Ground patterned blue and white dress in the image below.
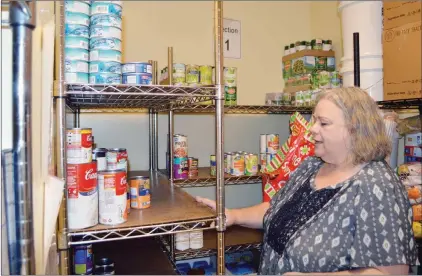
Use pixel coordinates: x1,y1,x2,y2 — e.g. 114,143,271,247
259,156,418,274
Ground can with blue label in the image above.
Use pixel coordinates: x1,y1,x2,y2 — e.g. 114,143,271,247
65,36,89,50
89,37,122,51
90,49,121,63
89,61,121,74
91,2,122,17
73,244,93,275
90,14,122,28
65,72,89,84
65,11,90,27
65,1,90,15
65,48,89,62
91,1,123,7
122,62,152,74
66,60,89,73
65,24,89,38
122,73,153,85
90,25,122,40
90,73,121,84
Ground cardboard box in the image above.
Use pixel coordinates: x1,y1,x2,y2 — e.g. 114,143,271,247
383,20,422,100
383,1,422,30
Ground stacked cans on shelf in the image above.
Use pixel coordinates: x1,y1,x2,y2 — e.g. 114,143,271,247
122,62,153,84
168,134,199,180
64,1,91,84
73,244,116,275
175,230,204,251
223,152,259,176
260,134,280,170
89,1,123,84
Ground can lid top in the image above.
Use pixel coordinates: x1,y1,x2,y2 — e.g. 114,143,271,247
129,176,149,180
108,148,127,151
96,258,114,267
93,148,108,152
98,169,125,173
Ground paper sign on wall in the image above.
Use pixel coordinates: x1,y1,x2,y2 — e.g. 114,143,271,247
223,18,241,59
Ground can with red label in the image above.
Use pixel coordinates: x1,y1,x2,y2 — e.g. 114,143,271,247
67,128,93,164
188,157,198,177
67,162,98,230
173,134,188,158
266,134,279,154
98,170,128,225
106,148,128,172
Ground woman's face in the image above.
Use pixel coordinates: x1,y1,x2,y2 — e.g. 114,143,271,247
310,99,352,165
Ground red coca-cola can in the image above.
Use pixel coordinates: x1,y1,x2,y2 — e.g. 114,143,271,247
67,162,98,229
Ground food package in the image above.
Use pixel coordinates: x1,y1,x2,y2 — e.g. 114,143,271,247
413,221,422,238
262,112,314,202
407,185,422,206
413,204,421,221
397,115,421,136
397,162,422,186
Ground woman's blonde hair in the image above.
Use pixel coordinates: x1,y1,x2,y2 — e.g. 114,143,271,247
316,87,391,165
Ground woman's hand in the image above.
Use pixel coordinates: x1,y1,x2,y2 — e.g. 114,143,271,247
195,196,236,227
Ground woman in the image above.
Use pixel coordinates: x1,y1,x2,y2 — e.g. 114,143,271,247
196,87,417,275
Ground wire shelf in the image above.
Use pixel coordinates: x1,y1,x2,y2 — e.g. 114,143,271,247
173,243,262,261
65,83,217,111
170,104,314,114
378,98,422,109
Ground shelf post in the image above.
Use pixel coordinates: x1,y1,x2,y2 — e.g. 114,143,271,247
9,1,36,274
54,2,70,274
149,108,154,171
214,1,225,275
168,109,174,181
153,111,159,171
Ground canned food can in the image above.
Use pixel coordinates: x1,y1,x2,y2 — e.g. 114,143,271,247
89,37,122,51
173,63,186,85
266,134,279,154
224,86,237,106
260,134,267,153
122,62,152,74
173,134,188,158
65,36,89,50
90,25,122,40
210,155,216,176
93,148,108,171
95,267,115,275
89,73,121,84
90,14,122,28
174,157,188,180
245,154,259,176
65,47,89,61
231,153,245,176
186,64,200,86
91,2,122,17
188,157,199,177
67,162,98,230
224,67,237,87
67,128,93,164
95,258,115,269
65,1,90,14
295,91,303,106
65,11,90,26
92,0,123,7
199,65,213,85
73,244,94,275
65,24,89,38
98,170,128,225
106,148,128,171
226,152,232,174
90,49,122,63
65,60,89,73
224,153,228,173
89,61,122,74
129,176,151,209
266,153,275,165
122,73,152,85
260,153,267,170
65,72,89,84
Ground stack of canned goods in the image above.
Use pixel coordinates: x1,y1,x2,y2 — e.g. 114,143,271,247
72,244,116,275
260,134,280,170
66,128,99,230
64,1,91,84
122,62,153,84
89,1,123,84
160,64,213,87
224,67,237,106
173,134,189,179
222,152,259,177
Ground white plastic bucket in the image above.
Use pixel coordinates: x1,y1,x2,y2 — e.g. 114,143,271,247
338,1,383,58
340,54,384,101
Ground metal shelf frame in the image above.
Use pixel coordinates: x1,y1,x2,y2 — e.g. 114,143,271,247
53,1,227,275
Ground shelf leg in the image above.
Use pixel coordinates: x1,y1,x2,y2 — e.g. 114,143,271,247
168,109,174,182
9,1,37,274
153,111,159,171
55,2,70,274
149,108,154,171
214,0,225,275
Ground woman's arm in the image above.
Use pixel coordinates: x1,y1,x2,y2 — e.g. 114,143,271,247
195,197,270,229
284,265,409,275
